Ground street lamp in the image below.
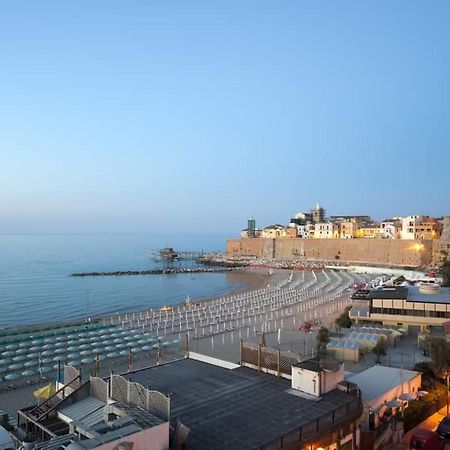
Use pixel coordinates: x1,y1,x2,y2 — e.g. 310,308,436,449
446,371,449,416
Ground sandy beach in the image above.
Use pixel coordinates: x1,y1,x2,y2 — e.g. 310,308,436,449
0,267,367,420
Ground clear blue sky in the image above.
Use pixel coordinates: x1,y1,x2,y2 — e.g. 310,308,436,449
1,1,449,234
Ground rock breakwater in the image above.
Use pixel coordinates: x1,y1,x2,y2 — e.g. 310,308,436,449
71,267,236,277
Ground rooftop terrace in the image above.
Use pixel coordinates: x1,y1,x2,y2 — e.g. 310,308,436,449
128,358,361,450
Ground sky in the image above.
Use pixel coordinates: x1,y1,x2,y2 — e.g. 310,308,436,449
1,1,449,235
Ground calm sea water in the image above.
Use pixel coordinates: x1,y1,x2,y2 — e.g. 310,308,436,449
0,233,249,329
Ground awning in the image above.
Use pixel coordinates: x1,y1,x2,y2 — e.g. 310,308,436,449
386,399,403,408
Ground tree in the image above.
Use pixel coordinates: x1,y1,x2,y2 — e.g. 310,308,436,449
428,337,450,378
316,326,330,351
0,413,13,432
335,306,352,329
441,260,450,287
372,336,386,362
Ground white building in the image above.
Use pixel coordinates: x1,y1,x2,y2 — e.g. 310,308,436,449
401,215,422,240
313,221,338,239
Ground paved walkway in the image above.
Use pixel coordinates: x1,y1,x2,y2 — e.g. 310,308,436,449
393,405,450,449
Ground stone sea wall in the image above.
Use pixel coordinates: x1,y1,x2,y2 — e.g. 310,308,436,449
226,237,436,268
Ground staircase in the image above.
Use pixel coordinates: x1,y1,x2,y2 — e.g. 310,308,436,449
27,376,81,422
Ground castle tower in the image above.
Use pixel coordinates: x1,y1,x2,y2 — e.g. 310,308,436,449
434,216,450,266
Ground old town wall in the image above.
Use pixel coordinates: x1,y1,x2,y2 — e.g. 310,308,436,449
226,238,435,267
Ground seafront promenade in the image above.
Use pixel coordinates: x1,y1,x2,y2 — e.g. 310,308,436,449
0,267,372,420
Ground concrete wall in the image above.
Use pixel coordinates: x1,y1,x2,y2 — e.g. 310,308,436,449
94,423,169,450
227,238,435,267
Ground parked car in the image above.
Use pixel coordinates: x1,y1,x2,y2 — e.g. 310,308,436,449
410,429,444,450
436,415,450,440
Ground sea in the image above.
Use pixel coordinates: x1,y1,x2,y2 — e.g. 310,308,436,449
0,233,252,330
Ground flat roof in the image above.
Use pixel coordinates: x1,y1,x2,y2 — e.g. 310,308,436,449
368,285,450,304
127,358,359,450
406,285,450,304
346,366,420,404
369,287,408,300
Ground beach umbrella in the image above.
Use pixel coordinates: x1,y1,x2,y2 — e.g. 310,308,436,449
66,340,78,346
41,350,54,356
40,366,53,374
67,346,78,352
31,339,43,345
104,346,116,352
91,347,104,354
5,344,18,350
118,350,129,356
33,383,56,400
152,344,159,349
142,345,153,351
29,346,41,352
80,350,93,356
161,342,171,347
54,341,66,348
16,348,28,355
1,351,15,357
53,356,67,362
112,338,122,344
12,355,27,362
9,363,24,370
22,370,36,377
24,361,37,368
79,344,91,350
115,343,127,349
40,358,53,364
131,347,143,353
67,353,79,359
80,358,95,364
0,367,7,374
4,373,20,381
54,348,66,354
172,339,180,344
106,352,118,358
27,353,40,359
18,342,30,348
67,361,80,367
